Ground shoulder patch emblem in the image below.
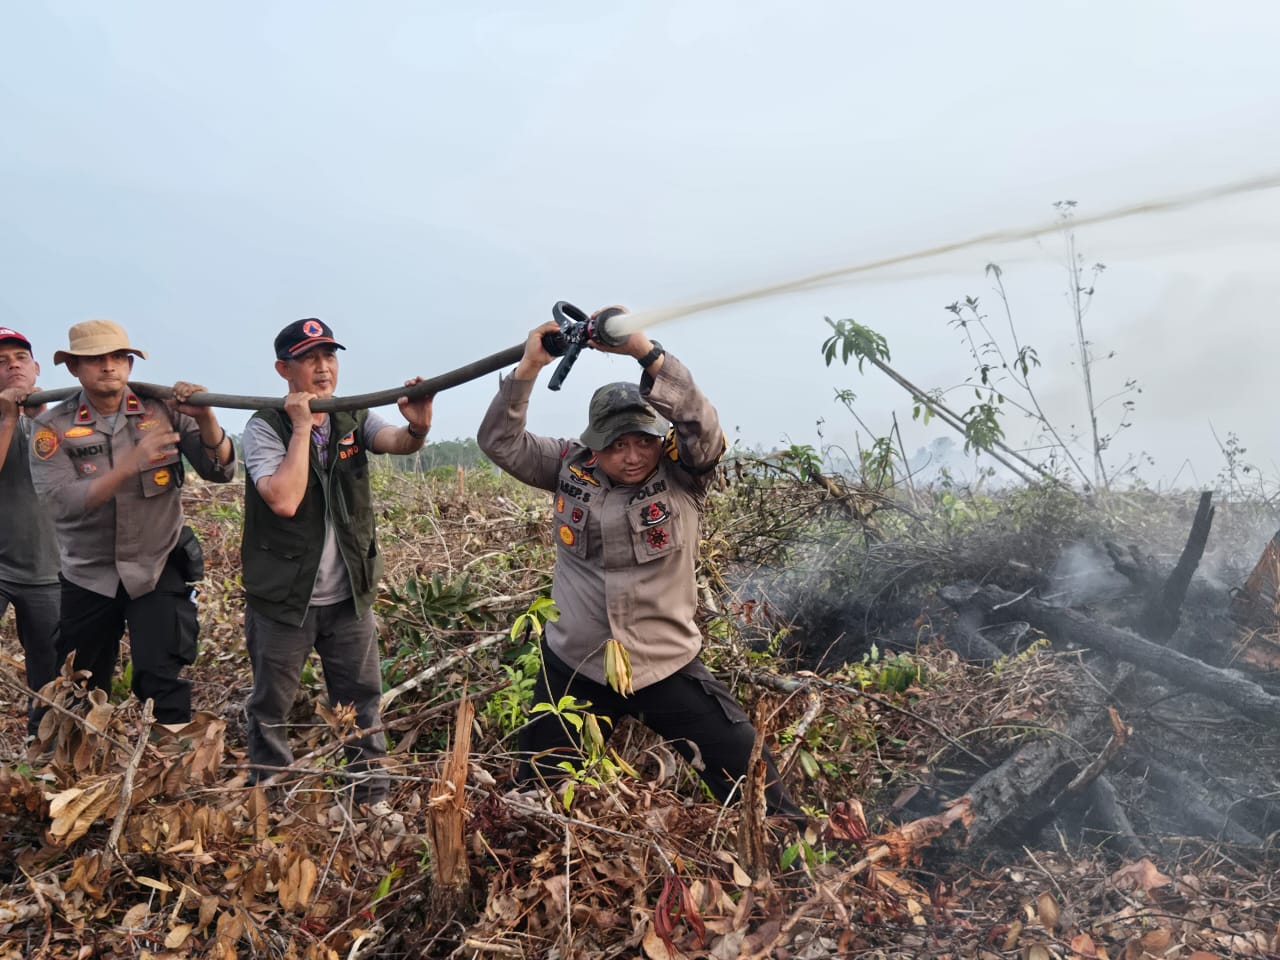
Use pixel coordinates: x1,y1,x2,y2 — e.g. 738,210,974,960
124,393,142,413
664,430,679,462
558,524,576,546
75,404,93,424
64,426,94,438
32,427,59,460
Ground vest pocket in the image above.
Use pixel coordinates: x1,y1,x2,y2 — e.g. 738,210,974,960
628,498,681,563
248,542,303,602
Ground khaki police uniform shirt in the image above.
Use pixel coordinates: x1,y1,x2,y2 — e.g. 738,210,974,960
478,353,725,690
29,390,237,599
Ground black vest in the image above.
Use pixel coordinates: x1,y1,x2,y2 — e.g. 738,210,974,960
241,408,382,625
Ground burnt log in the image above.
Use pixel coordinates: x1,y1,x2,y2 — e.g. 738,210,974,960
1125,752,1263,846
949,610,1010,663
955,665,1134,849
1080,776,1147,858
1105,490,1215,643
940,583,1280,727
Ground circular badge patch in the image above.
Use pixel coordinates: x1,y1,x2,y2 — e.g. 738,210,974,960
153,469,171,487
558,524,576,546
32,428,59,460
302,319,324,337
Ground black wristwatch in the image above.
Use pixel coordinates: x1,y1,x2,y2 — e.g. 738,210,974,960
637,340,665,369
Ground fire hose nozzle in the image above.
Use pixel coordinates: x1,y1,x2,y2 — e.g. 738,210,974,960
543,301,630,391
587,306,629,348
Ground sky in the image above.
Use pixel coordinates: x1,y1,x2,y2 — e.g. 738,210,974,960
4,1,1280,490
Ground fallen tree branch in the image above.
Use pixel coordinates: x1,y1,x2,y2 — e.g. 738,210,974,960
940,583,1280,726
380,633,507,712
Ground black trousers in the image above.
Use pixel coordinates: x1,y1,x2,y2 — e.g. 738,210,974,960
0,579,60,736
520,642,803,819
55,558,199,724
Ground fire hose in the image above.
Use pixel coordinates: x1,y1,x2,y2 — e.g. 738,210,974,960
21,302,625,412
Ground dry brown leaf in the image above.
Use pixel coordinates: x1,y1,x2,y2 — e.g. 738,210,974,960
295,857,317,910
1139,928,1173,951
1185,953,1219,960
1111,858,1172,893
1024,945,1052,960
165,923,193,949
641,925,683,959
1068,932,1097,957
198,896,218,932
1036,892,1060,931
120,902,149,929
1003,919,1024,951
713,851,752,888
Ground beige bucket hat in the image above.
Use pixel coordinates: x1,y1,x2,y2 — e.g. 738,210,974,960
53,320,148,365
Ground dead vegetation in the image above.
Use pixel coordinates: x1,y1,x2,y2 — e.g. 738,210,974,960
1,462,1279,959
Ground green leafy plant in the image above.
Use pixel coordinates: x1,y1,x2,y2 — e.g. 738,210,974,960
780,836,836,873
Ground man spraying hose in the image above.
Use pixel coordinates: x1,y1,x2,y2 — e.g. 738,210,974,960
479,307,804,822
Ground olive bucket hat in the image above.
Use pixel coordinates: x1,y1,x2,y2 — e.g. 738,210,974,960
579,381,670,450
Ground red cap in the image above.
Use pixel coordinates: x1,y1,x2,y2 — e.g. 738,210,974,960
0,327,32,351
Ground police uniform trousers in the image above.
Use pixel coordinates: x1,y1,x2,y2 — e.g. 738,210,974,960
55,555,198,724
243,600,388,807
0,579,61,736
521,641,804,820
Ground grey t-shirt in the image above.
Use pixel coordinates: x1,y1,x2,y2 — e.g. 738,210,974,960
242,411,391,607
0,415,60,585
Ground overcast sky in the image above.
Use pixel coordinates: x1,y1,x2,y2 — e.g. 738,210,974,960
5,2,1280,489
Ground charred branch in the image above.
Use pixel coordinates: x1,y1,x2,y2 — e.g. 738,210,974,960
940,583,1280,727
1105,491,1215,642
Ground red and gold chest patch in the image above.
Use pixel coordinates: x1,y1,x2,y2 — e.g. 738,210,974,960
640,501,669,526
64,426,93,438
558,524,576,546
32,427,59,460
137,418,161,431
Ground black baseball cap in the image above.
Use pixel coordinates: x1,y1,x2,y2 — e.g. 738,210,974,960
274,318,347,360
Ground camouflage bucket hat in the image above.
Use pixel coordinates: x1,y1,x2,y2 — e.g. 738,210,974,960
580,382,670,450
